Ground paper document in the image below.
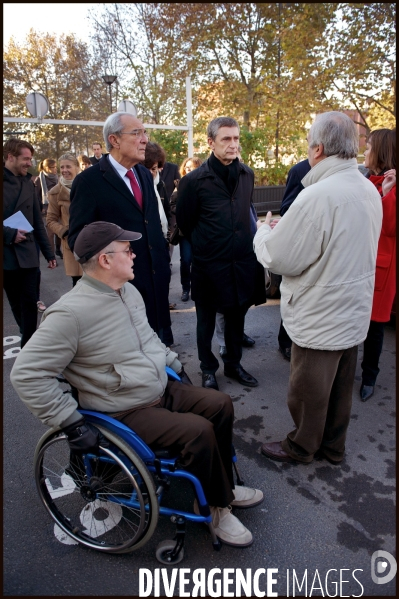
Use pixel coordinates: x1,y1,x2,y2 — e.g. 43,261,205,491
3,211,33,232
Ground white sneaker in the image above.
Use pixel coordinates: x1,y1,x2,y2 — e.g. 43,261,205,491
193,500,253,547
230,486,264,508
210,506,253,547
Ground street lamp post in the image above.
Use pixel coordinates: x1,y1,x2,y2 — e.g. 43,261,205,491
102,75,118,113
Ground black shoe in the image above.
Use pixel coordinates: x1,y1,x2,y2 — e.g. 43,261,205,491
202,373,219,390
219,345,227,357
279,346,291,361
224,365,258,387
181,291,189,302
55,249,63,259
242,333,255,347
360,384,374,402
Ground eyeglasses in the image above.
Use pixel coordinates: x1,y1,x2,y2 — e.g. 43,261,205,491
104,247,134,256
120,129,148,139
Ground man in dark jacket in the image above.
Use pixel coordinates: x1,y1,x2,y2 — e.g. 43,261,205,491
277,159,311,360
68,113,171,343
3,138,56,347
176,117,262,390
89,142,106,165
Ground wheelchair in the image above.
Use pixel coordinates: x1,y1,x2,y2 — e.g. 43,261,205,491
33,367,244,564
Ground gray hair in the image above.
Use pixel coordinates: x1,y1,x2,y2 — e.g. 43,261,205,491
207,117,240,141
308,111,359,159
103,112,133,152
59,153,79,167
74,241,115,272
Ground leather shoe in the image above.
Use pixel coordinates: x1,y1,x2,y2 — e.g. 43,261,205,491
261,441,298,463
279,346,291,361
360,383,374,402
224,365,258,387
219,345,227,357
181,291,189,302
242,333,255,347
314,449,343,465
202,373,219,390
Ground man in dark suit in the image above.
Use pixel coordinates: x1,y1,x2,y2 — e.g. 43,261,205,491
89,142,106,166
159,161,180,200
68,113,171,342
3,138,56,347
177,117,264,390
277,159,311,360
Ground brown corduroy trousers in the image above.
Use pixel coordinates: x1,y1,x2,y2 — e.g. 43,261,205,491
281,343,358,463
119,381,235,507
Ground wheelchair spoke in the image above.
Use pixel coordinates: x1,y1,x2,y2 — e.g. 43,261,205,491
35,429,159,553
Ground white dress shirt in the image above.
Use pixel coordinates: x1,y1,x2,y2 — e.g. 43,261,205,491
108,153,142,196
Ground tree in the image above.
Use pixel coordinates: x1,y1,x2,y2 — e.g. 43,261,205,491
327,3,396,132
157,3,337,172
86,3,396,174
3,30,108,165
88,3,190,126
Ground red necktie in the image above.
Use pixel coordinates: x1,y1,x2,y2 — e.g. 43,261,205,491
126,169,143,210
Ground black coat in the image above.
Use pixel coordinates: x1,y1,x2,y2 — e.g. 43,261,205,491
68,156,171,333
160,162,180,200
280,159,311,216
3,166,54,270
176,158,265,308
89,153,108,166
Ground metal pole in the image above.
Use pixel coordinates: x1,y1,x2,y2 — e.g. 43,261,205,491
109,85,112,114
185,76,194,157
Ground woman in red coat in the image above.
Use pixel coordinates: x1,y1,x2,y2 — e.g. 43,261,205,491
360,128,396,401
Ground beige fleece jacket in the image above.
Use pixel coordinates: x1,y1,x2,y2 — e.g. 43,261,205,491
11,274,181,428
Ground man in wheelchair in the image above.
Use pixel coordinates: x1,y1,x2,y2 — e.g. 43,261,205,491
11,221,263,548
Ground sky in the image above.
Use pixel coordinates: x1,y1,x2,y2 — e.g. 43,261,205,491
4,3,94,45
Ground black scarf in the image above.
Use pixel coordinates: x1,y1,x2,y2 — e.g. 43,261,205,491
209,152,240,195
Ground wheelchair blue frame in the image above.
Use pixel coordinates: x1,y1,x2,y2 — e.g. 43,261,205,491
80,369,213,525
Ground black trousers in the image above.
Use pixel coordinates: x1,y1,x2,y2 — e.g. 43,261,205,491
361,320,386,386
120,381,235,507
3,267,38,347
278,319,292,350
195,300,251,373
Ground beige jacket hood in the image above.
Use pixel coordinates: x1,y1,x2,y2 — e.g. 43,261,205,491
254,156,382,350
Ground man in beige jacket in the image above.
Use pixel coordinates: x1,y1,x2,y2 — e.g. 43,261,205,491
11,221,263,547
254,112,382,465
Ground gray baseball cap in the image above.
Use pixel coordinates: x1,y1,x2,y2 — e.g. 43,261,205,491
74,221,142,264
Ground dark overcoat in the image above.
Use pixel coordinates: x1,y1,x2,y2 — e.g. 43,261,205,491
68,156,171,333
160,162,180,200
176,158,265,308
3,166,54,270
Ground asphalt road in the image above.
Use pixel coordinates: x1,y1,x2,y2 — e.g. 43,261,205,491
3,248,396,596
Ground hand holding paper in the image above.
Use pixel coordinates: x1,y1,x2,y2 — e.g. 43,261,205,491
3,211,33,233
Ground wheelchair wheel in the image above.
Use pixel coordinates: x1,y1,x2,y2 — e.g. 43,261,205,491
34,425,159,553
155,539,185,565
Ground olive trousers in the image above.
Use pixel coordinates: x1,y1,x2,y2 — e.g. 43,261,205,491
281,343,358,463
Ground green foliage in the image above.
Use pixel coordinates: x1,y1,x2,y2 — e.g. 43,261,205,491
253,163,291,187
149,129,188,166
